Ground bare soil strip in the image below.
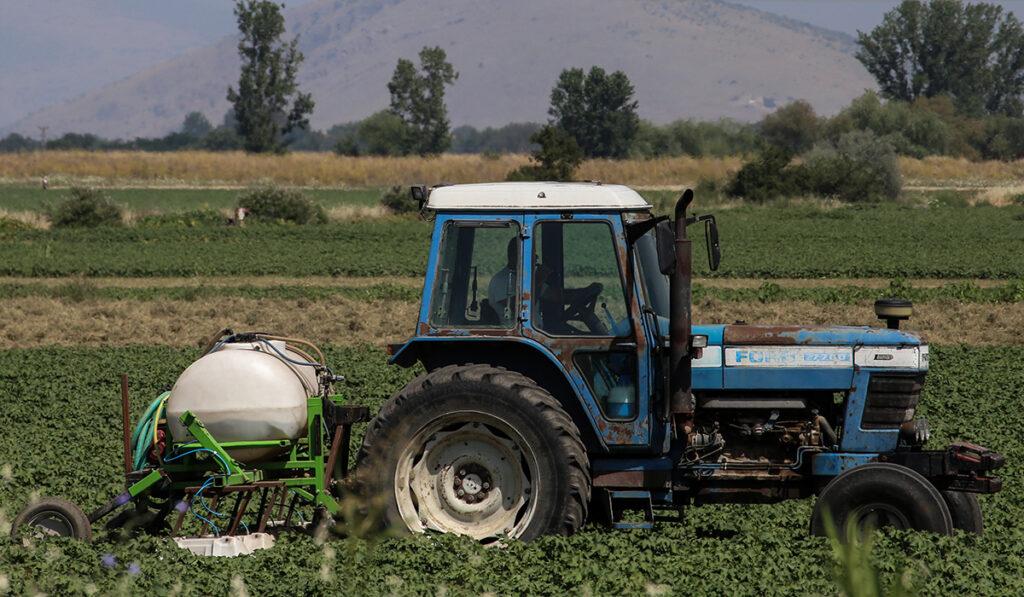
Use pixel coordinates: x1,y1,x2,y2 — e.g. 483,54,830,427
2,296,1019,349
0,276,424,288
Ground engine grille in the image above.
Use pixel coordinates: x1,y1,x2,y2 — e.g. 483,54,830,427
862,373,925,429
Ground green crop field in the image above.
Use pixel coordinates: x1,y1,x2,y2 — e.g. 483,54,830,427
0,187,382,214
3,204,1024,279
0,345,1021,596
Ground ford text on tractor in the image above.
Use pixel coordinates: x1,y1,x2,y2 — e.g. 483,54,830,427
358,182,1004,543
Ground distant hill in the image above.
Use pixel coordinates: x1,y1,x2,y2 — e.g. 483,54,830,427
5,0,877,139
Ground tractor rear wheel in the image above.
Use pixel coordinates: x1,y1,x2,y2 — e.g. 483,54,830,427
12,497,92,542
357,364,590,544
810,463,953,541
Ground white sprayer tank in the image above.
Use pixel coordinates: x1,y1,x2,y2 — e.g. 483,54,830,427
165,341,318,462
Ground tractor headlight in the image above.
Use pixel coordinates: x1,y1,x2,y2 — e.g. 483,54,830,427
854,346,926,369
900,418,930,447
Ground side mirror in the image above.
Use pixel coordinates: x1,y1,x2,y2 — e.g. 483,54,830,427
705,217,721,271
410,185,428,209
655,220,676,275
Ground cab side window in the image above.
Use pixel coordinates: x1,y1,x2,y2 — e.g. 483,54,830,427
430,221,520,328
531,221,630,336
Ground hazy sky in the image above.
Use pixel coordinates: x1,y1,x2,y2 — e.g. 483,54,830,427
3,0,1024,129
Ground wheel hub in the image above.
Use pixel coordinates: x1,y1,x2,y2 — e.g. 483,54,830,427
455,465,491,503
395,416,537,542
851,502,912,531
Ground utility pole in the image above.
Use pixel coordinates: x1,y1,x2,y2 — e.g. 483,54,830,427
37,126,48,149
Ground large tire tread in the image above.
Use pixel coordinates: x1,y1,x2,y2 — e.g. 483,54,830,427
357,364,591,538
12,497,92,542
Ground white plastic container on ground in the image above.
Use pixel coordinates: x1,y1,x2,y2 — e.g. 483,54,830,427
173,533,276,556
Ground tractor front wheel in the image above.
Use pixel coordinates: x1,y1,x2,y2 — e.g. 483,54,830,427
357,364,590,544
942,490,984,535
11,497,92,542
810,463,953,541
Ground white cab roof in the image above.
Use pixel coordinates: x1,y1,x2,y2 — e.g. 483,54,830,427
425,182,651,211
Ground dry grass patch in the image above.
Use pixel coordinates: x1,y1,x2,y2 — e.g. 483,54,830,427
2,151,743,188
899,155,1024,186
2,294,1021,348
696,278,1014,289
0,275,424,288
694,297,1024,345
0,209,49,229
0,296,420,349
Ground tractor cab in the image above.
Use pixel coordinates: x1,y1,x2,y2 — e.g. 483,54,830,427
392,182,677,450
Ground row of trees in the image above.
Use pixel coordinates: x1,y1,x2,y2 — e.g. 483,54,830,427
5,0,1024,168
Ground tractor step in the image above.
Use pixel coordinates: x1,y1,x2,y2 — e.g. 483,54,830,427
603,490,655,529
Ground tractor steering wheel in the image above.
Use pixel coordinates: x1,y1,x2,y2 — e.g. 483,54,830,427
562,283,603,328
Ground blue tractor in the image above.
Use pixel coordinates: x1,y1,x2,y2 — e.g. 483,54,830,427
357,182,1003,543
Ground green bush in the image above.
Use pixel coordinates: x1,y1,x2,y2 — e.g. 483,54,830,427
237,186,326,224
802,131,902,202
506,125,582,182
380,185,418,214
0,216,34,232
760,99,822,154
724,145,803,202
49,187,124,228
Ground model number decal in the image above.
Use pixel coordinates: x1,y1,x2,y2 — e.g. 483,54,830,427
725,346,852,368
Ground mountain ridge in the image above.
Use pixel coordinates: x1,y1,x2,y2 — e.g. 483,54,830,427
4,0,877,139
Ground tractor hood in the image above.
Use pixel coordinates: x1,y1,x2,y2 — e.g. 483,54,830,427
688,323,928,391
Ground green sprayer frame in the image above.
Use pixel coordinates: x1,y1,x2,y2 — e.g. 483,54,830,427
89,387,369,537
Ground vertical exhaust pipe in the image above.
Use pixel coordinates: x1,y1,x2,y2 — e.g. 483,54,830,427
670,190,694,435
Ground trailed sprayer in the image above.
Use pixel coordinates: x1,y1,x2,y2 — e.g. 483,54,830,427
12,331,368,555
12,182,1005,550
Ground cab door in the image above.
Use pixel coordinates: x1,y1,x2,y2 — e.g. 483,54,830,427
521,213,653,449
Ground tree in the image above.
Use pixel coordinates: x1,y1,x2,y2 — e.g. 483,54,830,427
181,112,213,138
759,99,821,154
506,125,583,181
388,46,459,155
548,66,639,159
359,110,414,156
226,0,314,153
856,0,1024,116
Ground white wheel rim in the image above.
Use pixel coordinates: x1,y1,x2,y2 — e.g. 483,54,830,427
851,502,911,531
26,510,75,537
395,412,538,544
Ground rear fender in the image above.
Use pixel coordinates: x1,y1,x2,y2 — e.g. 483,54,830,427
388,337,608,452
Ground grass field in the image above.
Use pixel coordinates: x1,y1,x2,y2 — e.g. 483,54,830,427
3,203,1023,279
0,187,382,213
1,157,1023,594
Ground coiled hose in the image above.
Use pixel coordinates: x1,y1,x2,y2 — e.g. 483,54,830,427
131,392,169,471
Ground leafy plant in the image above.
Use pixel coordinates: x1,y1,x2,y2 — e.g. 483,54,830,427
48,187,124,228
379,185,418,214
237,186,326,224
